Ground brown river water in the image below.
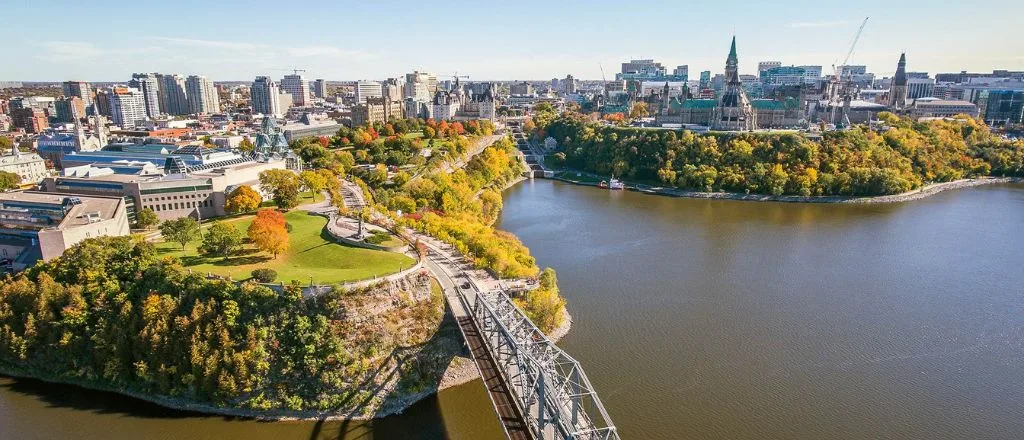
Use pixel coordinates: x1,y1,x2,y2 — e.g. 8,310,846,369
2,179,1023,439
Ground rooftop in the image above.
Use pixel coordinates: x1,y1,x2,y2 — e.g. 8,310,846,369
0,191,122,230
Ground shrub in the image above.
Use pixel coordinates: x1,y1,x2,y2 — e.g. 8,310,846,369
364,230,391,245
251,268,277,283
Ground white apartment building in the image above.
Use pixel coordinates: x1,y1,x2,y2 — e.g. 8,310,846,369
355,81,383,103
281,74,310,106
109,88,147,129
185,75,220,114
251,76,281,117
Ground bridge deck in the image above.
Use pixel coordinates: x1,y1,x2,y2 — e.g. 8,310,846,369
422,246,532,440
457,315,532,440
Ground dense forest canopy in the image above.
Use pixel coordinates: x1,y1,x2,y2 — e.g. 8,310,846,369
543,112,1024,196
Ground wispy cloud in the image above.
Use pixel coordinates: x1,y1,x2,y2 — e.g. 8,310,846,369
285,46,376,60
786,20,851,29
146,37,263,51
37,41,104,60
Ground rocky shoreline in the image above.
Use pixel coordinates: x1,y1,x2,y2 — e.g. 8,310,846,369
550,172,1023,204
0,309,574,423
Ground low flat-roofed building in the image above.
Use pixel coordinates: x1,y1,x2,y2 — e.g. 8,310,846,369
907,99,979,119
41,158,287,221
282,119,341,142
0,191,130,271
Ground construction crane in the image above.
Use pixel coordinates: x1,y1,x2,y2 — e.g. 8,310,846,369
599,63,609,101
829,17,869,128
267,67,308,75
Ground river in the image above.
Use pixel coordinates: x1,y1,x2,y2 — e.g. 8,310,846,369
3,179,1023,439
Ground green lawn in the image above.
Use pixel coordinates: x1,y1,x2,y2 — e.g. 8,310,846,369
555,171,605,184
402,131,424,140
158,210,414,284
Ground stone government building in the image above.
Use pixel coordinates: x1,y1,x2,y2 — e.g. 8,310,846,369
648,37,805,130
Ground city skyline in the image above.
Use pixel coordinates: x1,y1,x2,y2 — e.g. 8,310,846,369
3,0,1023,82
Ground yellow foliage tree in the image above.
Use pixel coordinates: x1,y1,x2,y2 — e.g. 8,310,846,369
224,185,262,214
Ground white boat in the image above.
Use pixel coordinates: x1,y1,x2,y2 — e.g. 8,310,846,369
608,178,625,190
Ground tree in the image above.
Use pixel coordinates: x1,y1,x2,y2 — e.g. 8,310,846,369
517,268,565,333
299,170,328,198
0,171,21,191
629,102,649,119
0,136,12,151
247,209,289,258
135,208,159,230
160,217,200,250
224,185,262,214
238,137,255,153
251,268,277,283
259,169,301,210
199,222,243,259
391,171,411,187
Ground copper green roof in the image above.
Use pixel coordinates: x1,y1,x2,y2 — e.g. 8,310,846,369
682,99,717,109
751,98,800,110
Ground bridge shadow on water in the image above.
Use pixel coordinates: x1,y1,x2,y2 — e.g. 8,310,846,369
306,301,471,440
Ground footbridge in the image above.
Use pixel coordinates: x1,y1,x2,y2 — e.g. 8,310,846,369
419,237,620,440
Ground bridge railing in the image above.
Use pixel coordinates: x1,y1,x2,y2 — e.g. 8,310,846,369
460,287,620,440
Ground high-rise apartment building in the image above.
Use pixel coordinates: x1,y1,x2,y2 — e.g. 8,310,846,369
129,73,162,117
563,74,577,94
109,88,147,128
61,81,93,108
281,74,310,106
251,76,281,117
313,79,327,99
12,108,48,133
157,74,189,115
185,75,220,114
55,96,86,123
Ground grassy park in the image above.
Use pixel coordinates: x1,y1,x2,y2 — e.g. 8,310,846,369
157,210,415,284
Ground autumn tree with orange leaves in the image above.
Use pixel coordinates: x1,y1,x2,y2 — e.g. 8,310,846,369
247,209,289,259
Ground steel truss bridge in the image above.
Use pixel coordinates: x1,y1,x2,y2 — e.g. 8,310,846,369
452,286,621,440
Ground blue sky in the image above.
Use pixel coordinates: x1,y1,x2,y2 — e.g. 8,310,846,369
3,0,1023,82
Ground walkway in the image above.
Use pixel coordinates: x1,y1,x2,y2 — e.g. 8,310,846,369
411,229,619,440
